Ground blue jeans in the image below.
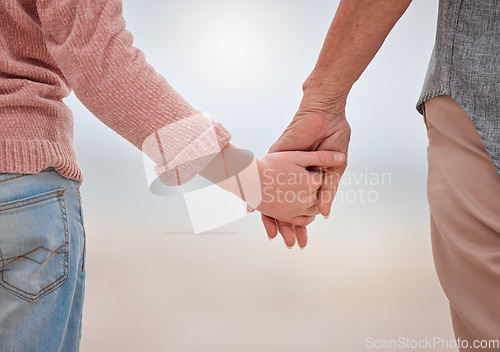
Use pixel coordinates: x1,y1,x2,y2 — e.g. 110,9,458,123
0,168,86,352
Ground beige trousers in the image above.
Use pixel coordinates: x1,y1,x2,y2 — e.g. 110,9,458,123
425,95,500,351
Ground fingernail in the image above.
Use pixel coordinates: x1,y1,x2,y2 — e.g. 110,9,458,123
268,236,274,241
299,246,305,250
286,245,293,250
334,153,345,163
323,214,330,220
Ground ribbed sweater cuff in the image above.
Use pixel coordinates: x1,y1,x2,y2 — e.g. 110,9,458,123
142,113,232,186
0,139,83,182
157,122,232,186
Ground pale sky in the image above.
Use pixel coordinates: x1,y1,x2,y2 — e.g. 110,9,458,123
69,0,437,237
73,2,457,351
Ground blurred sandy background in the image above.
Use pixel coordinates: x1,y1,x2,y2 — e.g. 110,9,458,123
69,0,458,351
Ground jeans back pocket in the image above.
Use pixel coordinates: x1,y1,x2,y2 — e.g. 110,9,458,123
0,188,69,302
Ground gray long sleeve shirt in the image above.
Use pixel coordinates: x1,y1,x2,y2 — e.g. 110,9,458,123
417,0,500,173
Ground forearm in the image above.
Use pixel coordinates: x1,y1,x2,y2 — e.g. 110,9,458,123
303,0,412,108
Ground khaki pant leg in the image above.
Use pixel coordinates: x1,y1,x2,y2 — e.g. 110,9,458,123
425,95,500,351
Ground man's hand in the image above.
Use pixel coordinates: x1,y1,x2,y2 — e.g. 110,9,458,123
199,143,345,249
261,0,411,248
262,100,350,248
269,103,350,217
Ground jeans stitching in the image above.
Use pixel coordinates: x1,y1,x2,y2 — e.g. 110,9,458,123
0,192,64,213
0,169,53,184
76,188,86,273
0,189,70,300
0,243,67,265
0,248,69,298
59,186,70,295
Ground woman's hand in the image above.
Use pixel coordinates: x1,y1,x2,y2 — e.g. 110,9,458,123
255,150,345,233
261,99,351,249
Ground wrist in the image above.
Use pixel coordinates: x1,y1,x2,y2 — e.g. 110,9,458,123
204,149,263,210
300,75,350,121
297,94,347,123
254,157,276,212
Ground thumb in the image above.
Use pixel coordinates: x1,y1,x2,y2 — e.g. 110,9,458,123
293,150,345,169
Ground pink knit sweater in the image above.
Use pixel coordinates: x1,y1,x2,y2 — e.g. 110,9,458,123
0,0,231,183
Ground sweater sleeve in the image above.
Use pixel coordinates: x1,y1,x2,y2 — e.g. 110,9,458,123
35,0,231,185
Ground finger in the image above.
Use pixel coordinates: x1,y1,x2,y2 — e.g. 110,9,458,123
290,215,316,227
301,168,324,190
295,226,308,249
317,172,340,218
261,214,278,239
293,151,345,169
302,204,320,216
277,221,296,248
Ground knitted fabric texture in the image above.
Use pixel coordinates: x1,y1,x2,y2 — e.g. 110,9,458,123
0,0,231,183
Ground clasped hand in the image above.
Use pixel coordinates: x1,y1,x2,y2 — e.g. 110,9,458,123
258,100,351,249
255,150,345,227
